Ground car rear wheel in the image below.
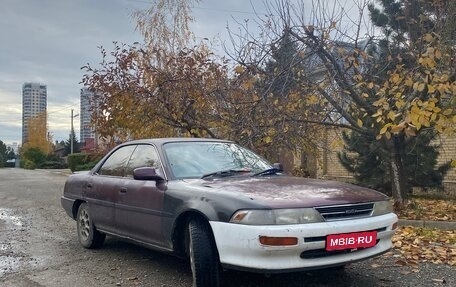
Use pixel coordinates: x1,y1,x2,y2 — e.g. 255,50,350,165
188,218,220,287
77,203,105,249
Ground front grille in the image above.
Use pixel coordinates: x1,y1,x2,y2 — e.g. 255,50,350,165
315,203,374,221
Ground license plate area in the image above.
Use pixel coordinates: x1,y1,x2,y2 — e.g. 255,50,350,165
326,231,377,251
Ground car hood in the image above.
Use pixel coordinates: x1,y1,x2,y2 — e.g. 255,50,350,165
184,175,387,208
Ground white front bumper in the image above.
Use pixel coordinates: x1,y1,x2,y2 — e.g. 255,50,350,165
209,213,397,272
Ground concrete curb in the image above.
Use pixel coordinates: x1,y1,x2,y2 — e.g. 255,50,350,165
398,219,456,231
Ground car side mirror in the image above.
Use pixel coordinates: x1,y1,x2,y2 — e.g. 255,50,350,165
133,167,165,181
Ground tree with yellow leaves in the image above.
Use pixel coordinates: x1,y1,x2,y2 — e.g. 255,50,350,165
228,0,455,207
20,112,53,168
82,0,230,145
82,44,229,142
22,112,53,155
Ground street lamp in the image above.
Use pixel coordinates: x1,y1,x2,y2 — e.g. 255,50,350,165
71,109,79,154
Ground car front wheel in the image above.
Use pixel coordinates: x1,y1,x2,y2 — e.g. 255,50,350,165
188,218,220,287
77,203,105,249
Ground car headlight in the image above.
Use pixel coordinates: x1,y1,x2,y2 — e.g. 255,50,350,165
230,208,324,225
372,200,393,216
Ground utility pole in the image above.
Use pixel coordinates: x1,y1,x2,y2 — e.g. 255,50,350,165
71,109,74,154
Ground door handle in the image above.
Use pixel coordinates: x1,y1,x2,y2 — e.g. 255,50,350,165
120,187,127,193
87,183,93,188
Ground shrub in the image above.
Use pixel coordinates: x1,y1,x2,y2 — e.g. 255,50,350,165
22,147,46,167
67,153,89,172
24,159,37,170
40,161,68,169
88,153,104,163
74,161,98,172
338,131,451,194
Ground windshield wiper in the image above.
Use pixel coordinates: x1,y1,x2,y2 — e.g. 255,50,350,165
252,167,281,177
201,169,251,179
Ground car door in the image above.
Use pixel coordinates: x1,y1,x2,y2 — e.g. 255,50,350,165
115,144,166,246
87,145,136,234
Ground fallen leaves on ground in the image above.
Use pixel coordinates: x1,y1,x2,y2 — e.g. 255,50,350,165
398,198,456,221
392,226,456,266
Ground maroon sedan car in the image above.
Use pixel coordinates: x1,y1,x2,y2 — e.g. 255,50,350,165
61,138,397,287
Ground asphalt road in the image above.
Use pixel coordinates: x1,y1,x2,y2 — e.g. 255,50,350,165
0,168,454,287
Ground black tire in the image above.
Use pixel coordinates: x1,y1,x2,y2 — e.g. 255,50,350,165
188,218,220,287
76,203,105,249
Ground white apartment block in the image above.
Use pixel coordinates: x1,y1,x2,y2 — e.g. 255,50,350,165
22,82,47,144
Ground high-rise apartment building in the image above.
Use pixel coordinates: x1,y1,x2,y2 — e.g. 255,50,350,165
22,82,47,144
80,88,97,146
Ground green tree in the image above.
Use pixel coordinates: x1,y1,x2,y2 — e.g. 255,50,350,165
250,30,325,164
364,0,455,203
64,130,80,156
369,0,456,56
0,140,5,168
0,140,13,167
22,147,46,169
262,31,301,98
339,130,451,193
6,147,15,160
0,141,16,168
332,0,455,196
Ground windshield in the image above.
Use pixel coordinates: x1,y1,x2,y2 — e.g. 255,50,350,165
163,141,272,179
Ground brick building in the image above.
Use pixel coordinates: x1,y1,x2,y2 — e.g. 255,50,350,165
301,128,456,193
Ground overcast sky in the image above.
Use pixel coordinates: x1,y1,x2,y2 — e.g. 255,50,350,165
0,0,266,145
0,0,364,146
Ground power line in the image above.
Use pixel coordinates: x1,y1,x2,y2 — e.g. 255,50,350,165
0,102,79,123
47,102,79,115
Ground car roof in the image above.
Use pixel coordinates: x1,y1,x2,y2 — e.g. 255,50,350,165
120,137,233,146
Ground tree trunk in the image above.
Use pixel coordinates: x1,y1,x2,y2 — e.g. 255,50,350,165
389,136,408,211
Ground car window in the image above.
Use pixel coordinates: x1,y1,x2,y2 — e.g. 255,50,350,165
98,145,136,177
163,142,271,179
125,144,161,178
